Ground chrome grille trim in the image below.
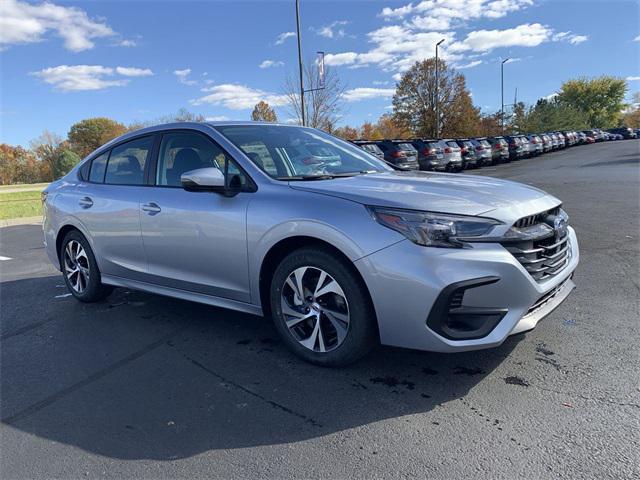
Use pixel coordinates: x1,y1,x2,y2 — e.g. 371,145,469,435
513,206,561,228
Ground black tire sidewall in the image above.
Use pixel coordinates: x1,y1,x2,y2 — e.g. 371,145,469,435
59,230,109,302
270,247,377,367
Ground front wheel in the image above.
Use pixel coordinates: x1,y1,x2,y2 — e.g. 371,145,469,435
60,230,113,302
270,247,378,367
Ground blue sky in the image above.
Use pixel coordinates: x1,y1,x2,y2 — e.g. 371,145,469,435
1,0,639,146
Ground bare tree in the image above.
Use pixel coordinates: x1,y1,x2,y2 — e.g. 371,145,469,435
284,63,345,131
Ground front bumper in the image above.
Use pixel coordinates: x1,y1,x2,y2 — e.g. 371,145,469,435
355,227,579,352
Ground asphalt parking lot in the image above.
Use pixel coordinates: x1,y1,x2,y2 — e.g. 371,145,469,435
1,140,639,479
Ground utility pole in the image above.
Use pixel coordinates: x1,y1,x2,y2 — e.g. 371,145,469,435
501,58,509,134
435,38,445,138
295,0,305,126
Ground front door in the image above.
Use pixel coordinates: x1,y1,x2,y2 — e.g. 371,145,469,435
139,130,252,302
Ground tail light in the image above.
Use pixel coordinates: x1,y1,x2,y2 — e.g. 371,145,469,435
391,150,406,158
461,147,467,153
421,148,434,155
476,146,483,151
444,147,452,154
531,139,537,144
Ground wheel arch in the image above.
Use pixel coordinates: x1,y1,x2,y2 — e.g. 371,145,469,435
258,236,377,335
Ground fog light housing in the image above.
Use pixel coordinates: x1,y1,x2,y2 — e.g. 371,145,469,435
427,277,507,340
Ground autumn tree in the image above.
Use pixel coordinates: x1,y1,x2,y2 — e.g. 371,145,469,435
68,117,127,158
376,113,412,139
621,92,640,128
0,144,49,185
333,125,360,140
30,131,81,180
251,101,278,122
284,63,345,131
557,76,627,128
361,121,382,140
478,112,503,136
392,58,480,138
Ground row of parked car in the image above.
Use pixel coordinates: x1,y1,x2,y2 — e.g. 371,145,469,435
352,127,638,171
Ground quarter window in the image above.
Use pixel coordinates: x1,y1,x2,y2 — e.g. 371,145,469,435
104,136,152,185
89,151,109,183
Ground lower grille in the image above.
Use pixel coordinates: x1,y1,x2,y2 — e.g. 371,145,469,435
525,278,572,316
505,234,571,281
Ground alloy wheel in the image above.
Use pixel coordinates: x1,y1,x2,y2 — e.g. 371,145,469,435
63,240,90,294
280,266,350,353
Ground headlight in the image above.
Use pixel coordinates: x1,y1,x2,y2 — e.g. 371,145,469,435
368,206,501,248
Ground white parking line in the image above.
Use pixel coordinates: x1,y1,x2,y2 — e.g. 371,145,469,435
54,293,72,298
0,256,12,261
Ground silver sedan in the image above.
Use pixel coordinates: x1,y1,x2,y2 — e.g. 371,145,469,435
43,122,579,366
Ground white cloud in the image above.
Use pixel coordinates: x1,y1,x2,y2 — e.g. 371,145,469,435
0,0,115,51
553,31,588,45
324,52,359,66
32,65,129,91
205,115,230,121
314,20,349,39
449,23,551,53
275,31,296,45
174,68,197,86
115,67,153,77
342,87,396,102
543,92,558,101
373,80,390,86
115,39,137,47
191,84,288,110
381,0,534,22
259,60,284,69
635,35,640,42
626,76,640,81
458,60,483,69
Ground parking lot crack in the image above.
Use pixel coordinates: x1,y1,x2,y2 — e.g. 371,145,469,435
168,344,323,429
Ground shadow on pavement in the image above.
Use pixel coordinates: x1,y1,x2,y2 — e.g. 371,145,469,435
1,275,521,460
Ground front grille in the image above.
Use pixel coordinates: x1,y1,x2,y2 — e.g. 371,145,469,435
504,207,571,282
513,206,561,228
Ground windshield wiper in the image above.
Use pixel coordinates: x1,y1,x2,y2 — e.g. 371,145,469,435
279,171,374,181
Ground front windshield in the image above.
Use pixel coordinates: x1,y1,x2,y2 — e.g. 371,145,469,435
214,124,391,179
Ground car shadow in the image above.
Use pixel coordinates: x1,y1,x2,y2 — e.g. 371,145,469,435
1,275,522,461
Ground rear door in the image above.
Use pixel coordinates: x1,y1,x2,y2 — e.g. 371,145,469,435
71,135,153,281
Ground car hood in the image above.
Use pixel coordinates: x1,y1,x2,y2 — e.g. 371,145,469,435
289,171,560,222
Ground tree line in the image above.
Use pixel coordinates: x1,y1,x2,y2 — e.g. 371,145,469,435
1,59,637,185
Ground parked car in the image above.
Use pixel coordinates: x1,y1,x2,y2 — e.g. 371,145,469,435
555,132,567,149
410,139,446,171
606,128,629,138
585,134,596,144
540,134,553,152
517,135,533,157
352,140,385,161
440,139,464,171
374,140,420,170
527,134,544,155
43,121,579,366
469,138,493,165
505,135,524,160
576,132,587,144
487,136,510,163
455,139,479,169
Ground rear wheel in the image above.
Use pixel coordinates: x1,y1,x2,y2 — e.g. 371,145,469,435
60,230,112,302
270,247,377,366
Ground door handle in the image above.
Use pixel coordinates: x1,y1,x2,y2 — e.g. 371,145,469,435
141,202,161,215
78,197,93,209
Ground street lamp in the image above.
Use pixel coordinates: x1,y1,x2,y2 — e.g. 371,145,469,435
435,38,445,138
501,58,510,134
295,0,305,126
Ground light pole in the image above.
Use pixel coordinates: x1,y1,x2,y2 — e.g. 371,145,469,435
501,58,509,134
295,0,305,126
435,38,445,138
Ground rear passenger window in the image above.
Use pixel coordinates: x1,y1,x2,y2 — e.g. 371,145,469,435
104,136,152,185
89,152,109,183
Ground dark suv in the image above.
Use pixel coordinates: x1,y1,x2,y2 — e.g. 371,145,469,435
375,140,420,169
410,139,446,171
487,136,509,163
455,139,479,169
505,135,525,160
352,140,385,161
607,127,637,139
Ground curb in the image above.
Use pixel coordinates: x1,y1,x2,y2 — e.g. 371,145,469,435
0,216,43,228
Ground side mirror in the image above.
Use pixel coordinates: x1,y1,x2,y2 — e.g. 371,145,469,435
181,167,225,192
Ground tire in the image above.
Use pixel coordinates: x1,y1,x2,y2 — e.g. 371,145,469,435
270,246,378,367
59,230,113,302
